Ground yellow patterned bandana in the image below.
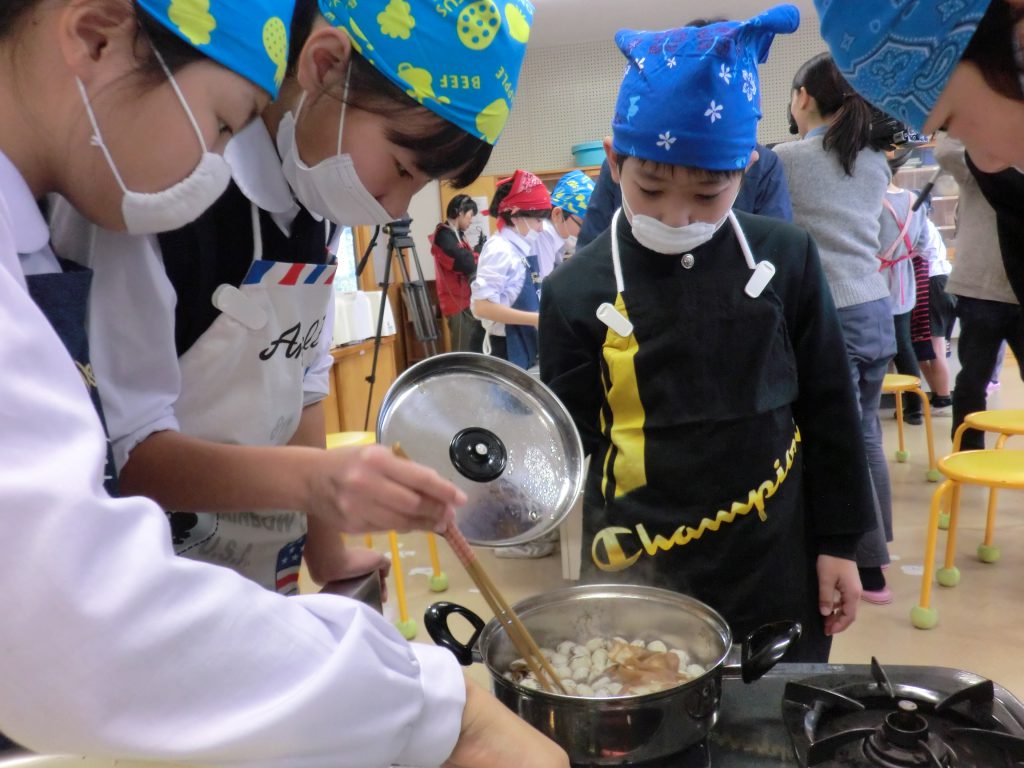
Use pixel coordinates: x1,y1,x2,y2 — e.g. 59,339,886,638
319,0,534,145
139,0,296,96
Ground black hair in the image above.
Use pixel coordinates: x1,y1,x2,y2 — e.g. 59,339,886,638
685,17,729,27
1,1,206,81
446,193,478,220
488,179,548,225
614,155,743,182
286,0,319,76
961,0,1024,103
322,50,493,189
793,52,875,176
0,0,36,37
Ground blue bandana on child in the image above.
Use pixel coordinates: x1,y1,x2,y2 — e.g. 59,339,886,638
815,0,992,132
612,5,799,171
551,170,595,217
138,0,296,97
318,0,534,146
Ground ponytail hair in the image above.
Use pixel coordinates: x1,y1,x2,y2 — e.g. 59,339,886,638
793,53,874,176
489,181,515,225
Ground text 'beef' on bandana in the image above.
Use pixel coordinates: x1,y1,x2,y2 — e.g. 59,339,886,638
815,0,992,132
318,0,534,145
551,170,596,218
139,0,296,97
612,4,800,171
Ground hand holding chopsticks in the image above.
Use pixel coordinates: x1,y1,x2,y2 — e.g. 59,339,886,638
391,443,566,694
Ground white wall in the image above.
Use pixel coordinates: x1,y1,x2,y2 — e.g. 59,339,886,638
484,13,827,176
373,181,442,283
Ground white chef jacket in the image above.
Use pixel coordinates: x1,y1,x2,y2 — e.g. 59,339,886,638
0,149,464,766
49,120,335,471
924,219,953,278
470,226,532,337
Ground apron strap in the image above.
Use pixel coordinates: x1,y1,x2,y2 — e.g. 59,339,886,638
250,202,264,262
877,197,914,270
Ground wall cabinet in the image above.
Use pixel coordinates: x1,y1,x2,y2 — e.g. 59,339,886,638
323,336,397,435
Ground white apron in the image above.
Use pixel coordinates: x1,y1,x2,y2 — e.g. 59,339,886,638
170,204,335,594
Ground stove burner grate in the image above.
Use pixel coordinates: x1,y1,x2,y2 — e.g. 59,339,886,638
782,658,1024,767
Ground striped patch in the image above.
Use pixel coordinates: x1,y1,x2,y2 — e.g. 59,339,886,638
242,260,338,287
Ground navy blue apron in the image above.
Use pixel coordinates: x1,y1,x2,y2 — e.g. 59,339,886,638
505,252,541,369
27,260,119,496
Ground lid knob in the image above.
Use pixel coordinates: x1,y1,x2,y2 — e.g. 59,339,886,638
450,428,508,482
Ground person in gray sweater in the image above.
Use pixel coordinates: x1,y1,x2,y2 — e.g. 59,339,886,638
935,134,1024,450
775,53,895,605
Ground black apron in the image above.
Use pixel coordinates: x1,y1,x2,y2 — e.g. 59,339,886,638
580,211,826,660
26,259,119,496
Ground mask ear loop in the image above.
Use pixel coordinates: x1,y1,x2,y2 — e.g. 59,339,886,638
151,46,211,153
337,67,352,156
76,77,130,194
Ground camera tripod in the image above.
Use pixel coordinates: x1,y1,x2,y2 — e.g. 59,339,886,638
355,219,440,430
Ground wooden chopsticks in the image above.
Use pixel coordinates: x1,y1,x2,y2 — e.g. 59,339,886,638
391,444,566,694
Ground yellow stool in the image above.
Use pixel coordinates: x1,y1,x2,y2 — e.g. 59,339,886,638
911,449,1024,629
939,410,1024,530
881,374,940,482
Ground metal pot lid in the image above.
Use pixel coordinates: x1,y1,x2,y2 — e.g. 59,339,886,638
377,353,584,547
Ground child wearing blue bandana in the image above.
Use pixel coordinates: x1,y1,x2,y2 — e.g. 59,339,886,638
540,5,878,662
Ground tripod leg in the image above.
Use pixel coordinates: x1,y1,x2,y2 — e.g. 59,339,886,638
364,244,395,431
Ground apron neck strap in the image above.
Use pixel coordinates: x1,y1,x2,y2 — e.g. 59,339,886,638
250,202,264,262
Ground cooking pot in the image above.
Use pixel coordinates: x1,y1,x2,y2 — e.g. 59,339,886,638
425,584,800,765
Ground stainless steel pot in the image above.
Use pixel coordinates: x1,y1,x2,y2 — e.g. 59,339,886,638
425,584,800,765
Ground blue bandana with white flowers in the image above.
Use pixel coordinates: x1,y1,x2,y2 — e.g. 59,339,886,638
611,4,799,171
139,0,296,97
551,170,596,217
815,0,992,132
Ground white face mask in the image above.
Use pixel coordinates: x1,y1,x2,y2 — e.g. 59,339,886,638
277,79,394,227
77,51,231,236
564,235,578,251
622,190,729,255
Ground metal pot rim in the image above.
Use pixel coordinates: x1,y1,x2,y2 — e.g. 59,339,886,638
476,583,733,702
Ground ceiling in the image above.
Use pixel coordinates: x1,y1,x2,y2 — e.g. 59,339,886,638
528,0,819,49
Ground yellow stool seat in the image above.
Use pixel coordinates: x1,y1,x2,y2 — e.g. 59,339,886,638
962,409,1024,436
326,431,376,449
880,374,939,480
938,449,1024,486
882,373,923,392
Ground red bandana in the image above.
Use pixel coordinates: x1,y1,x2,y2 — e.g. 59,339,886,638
497,170,551,215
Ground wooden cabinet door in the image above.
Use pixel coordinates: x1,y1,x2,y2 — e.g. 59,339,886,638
329,337,398,434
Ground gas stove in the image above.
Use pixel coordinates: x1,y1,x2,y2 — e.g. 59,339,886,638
628,660,1024,767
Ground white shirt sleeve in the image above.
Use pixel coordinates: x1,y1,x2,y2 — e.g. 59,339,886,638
471,234,526,308
303,289,335,406
50,201,181,471
0,221,464,767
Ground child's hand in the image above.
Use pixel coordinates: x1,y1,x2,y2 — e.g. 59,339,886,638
306,445,466,535
816,555,861,636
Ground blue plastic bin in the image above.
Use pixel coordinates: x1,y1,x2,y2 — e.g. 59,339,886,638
571,141,605,167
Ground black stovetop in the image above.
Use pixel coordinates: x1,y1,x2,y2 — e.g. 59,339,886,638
653,662,1024,767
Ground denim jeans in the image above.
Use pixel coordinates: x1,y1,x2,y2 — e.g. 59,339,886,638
893,310,923,416
837,298,897,567
952,297,1024,449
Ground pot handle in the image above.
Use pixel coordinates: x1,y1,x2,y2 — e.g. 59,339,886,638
424,601,487,667
726,620,802,683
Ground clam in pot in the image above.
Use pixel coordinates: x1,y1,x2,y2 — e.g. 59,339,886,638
426,584,800,765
